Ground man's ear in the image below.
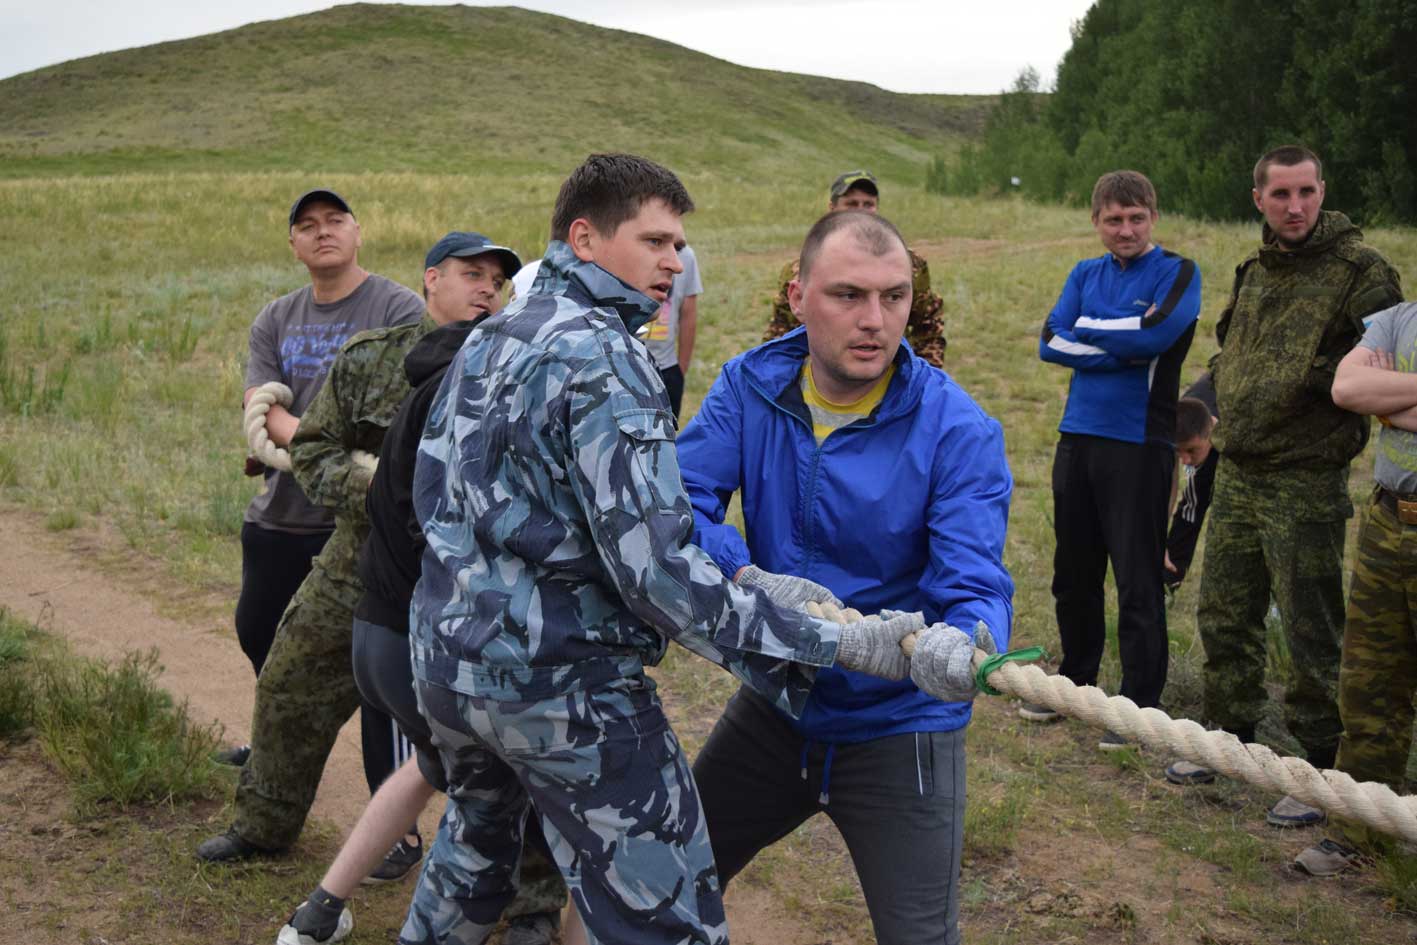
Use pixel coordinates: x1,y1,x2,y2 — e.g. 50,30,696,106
353,219,363,251
787,278,806,319
423,265,439,298
1252,188,1263,214
567,218,597,263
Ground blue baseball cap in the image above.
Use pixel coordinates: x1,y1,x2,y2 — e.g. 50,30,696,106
288,188,353,227
424,231,522,278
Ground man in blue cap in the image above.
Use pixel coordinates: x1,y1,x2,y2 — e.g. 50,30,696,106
227,188,423,758
199,233,524,884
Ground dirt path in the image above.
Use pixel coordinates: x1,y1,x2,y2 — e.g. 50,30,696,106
0,506,812,945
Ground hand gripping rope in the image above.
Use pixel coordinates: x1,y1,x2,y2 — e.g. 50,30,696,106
243,383,380,478
804,600,1417,843
244,382,294,472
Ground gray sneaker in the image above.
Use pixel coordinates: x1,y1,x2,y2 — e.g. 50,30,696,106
1164,759,1216,785
1098,730,1134,751
1294,838,1361,876
277,902,354,944
1017,701,1060,722
1267,794,1325,828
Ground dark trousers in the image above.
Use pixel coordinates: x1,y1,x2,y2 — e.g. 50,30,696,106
693,687,966,945
352,618,565,919
1051,434,1172,708
659,364,684,421
234,522,331,675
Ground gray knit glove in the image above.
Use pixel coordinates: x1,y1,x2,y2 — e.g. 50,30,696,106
910,621,997,703
835,611,925,681
737,565,843,611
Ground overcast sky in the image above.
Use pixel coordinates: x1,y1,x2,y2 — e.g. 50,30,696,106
0,0,1095,93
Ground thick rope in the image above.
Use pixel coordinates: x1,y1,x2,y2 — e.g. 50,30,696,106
805,600,1417,843
244,382,294,472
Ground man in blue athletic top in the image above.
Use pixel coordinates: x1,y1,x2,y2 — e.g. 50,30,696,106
1030,170,1202,746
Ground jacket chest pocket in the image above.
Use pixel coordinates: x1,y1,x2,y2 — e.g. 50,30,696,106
600,407,685,516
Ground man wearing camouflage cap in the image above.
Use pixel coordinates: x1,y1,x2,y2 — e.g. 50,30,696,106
400,153,923,945
1165,146,1403,829
763,170,946,367
200,231,522,874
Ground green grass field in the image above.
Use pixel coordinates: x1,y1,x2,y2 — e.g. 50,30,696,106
5,4,1417,942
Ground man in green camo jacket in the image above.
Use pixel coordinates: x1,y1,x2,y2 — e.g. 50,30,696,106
197,234,530,868
763,170,946,367
1292,300,1417,875
1164,147,1402,830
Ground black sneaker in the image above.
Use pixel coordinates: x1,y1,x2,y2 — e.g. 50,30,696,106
277,900,354,944
196,826,271,863
363,836,422,884
213,743,251,767
503,911,562,945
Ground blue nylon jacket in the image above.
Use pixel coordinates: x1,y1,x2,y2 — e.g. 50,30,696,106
677,329,1015,741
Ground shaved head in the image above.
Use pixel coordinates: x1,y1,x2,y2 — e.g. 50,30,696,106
798,211,908,285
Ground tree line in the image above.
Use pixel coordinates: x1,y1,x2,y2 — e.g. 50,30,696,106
930,0,1417,224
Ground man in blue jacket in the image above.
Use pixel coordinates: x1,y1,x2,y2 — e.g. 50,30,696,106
679,210,1014,945
1032,170,1201,744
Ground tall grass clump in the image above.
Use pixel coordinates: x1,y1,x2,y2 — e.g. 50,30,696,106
36,647,222,812
0,610,38,738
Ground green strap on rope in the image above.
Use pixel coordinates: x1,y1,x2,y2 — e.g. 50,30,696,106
975,646,1046,697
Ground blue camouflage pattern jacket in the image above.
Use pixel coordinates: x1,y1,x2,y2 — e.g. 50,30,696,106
410,241,840,713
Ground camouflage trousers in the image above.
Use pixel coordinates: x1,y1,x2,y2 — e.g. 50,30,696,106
235,559,364,849
1196,459,1350,765
234,565,568,915
1331,493,1417,851
400,673,727,945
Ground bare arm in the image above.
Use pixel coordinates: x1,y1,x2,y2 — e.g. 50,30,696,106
245,385,299,447
1331,346,1417,416
677,295,698,375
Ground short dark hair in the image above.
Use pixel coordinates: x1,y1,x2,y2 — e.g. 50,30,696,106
1253,145,1323,192
550,153,694,242
1091,170,1157,217
798,211,908,284
1175,396,1213,443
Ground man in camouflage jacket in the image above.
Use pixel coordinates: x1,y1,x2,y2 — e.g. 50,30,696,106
1294,301,1417,875
400,155,922,945
1165,148,1402,829
763,170,946,367
197,233,525,869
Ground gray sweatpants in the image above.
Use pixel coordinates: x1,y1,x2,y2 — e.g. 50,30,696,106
693,686,966,945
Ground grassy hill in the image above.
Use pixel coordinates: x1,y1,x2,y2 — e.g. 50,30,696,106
0,3,992,180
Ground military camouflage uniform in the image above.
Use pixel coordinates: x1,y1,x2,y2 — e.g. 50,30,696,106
232,313,438,849
404,242,843,945
1327,302,1417,852
1199,211,1402,764
763,250,947,367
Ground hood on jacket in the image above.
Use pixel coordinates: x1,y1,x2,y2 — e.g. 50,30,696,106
743,326,926,423
402,316,484,387
1260,210,1361,263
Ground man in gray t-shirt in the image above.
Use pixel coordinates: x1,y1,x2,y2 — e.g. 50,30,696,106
232,188,422,688
642,244,702,419
1296,300,1417,876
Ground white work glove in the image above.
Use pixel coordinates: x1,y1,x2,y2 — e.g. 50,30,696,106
835,610,925,681
910,621,997,703
737,565,842,611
